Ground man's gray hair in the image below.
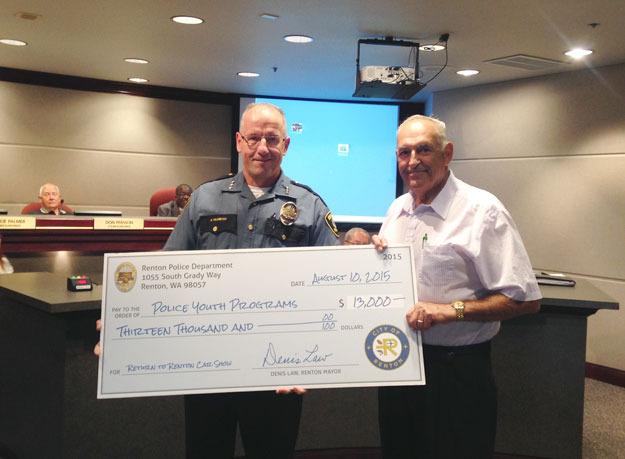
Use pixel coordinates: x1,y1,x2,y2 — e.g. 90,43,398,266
39,183,60,197
344,227,371,244
398,115,448,148
240,103,287,136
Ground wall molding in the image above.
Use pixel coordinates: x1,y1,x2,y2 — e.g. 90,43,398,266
586,362,625,388
0,66,235,106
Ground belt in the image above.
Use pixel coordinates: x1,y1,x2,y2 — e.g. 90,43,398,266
423,340,491,359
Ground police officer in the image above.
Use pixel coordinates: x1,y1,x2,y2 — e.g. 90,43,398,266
165,102,339,458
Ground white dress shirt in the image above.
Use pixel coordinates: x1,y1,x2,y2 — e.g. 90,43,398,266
380,171,541,346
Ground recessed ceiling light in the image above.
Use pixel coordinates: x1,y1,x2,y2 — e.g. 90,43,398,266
564,48,593,59
456,69,480,77
419,44,446,52
237,72,260,78
124,58,149,64
171,15,204,25
283,35,314,44
128,77,149,83
260,13,279,21
0,38,27,46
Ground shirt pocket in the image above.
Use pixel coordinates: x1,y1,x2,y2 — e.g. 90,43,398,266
263,216,310,247
197,214,238,249
418,244,469,302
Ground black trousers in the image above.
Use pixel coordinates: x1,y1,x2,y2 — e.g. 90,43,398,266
185,391,302,459
378,341,497,459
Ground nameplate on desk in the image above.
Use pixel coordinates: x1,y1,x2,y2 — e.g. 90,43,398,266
94,217,144,230
0,216,36,229
97,245,424,399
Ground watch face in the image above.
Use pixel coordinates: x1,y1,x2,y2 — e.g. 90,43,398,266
452,301,464,319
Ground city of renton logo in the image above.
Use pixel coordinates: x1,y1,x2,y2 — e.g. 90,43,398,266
114,262,137,293
365,325,410,370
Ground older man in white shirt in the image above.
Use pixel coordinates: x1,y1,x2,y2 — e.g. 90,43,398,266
374,115,541,459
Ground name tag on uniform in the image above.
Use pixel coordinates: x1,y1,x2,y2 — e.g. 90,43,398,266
199,214,237,234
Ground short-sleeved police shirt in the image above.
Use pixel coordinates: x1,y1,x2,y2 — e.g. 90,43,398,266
164,172,339,251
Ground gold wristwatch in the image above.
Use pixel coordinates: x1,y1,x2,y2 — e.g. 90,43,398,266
452,301,465,320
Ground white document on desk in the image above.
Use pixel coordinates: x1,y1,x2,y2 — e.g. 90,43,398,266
97,245,424,399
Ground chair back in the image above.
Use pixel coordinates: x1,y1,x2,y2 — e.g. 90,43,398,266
21,202,74,215
149,188,177,216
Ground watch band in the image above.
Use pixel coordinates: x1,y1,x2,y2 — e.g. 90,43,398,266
452,300,465,320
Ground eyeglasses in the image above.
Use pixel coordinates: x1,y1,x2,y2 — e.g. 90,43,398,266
240,133,285,149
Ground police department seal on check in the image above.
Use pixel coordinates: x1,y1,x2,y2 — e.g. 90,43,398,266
365,325,410,370
114,262,137,293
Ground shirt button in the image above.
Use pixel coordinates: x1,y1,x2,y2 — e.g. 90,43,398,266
248,224,254,231
281,234,287,240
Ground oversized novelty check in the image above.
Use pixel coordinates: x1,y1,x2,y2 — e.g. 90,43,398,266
97,245,424,399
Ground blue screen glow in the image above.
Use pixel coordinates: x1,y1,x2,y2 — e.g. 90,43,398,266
254,97,398,223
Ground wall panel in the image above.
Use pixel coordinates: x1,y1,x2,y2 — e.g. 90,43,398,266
0,144,229,214
433,63,625,370
0,80,232,214
452,154,625,280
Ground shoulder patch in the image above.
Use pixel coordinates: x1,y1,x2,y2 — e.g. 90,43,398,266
324,211,340,238
291,180,330,207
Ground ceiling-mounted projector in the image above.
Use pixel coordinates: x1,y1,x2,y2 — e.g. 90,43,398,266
353,36,449,100
353,38,424,100
360,66,416,84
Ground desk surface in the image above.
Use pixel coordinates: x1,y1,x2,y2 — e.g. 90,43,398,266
0,272,101,313
540,278,619,312
0,272,619,315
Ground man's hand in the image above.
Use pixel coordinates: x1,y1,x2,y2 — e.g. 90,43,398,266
371,235,388,253
275,236,386,391
275,387,307,395
406,302,455,330
93,319,102,356
406,295,542,329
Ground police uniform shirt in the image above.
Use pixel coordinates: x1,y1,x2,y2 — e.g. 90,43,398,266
164,171,339,251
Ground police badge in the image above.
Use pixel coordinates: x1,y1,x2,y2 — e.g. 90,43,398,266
114,262,137,293
279,202,299,226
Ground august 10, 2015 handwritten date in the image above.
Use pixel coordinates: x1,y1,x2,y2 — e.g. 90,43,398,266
97,245,425,399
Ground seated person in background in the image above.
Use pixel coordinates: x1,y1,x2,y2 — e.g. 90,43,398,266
343,227,371,245
29,183,70,215
157,184,193,217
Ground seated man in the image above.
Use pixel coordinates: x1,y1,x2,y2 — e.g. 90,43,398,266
29,183,70,215
343,227,371,245
157,184,193,217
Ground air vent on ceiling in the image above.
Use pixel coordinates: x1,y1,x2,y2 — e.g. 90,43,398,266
486,54,567,71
